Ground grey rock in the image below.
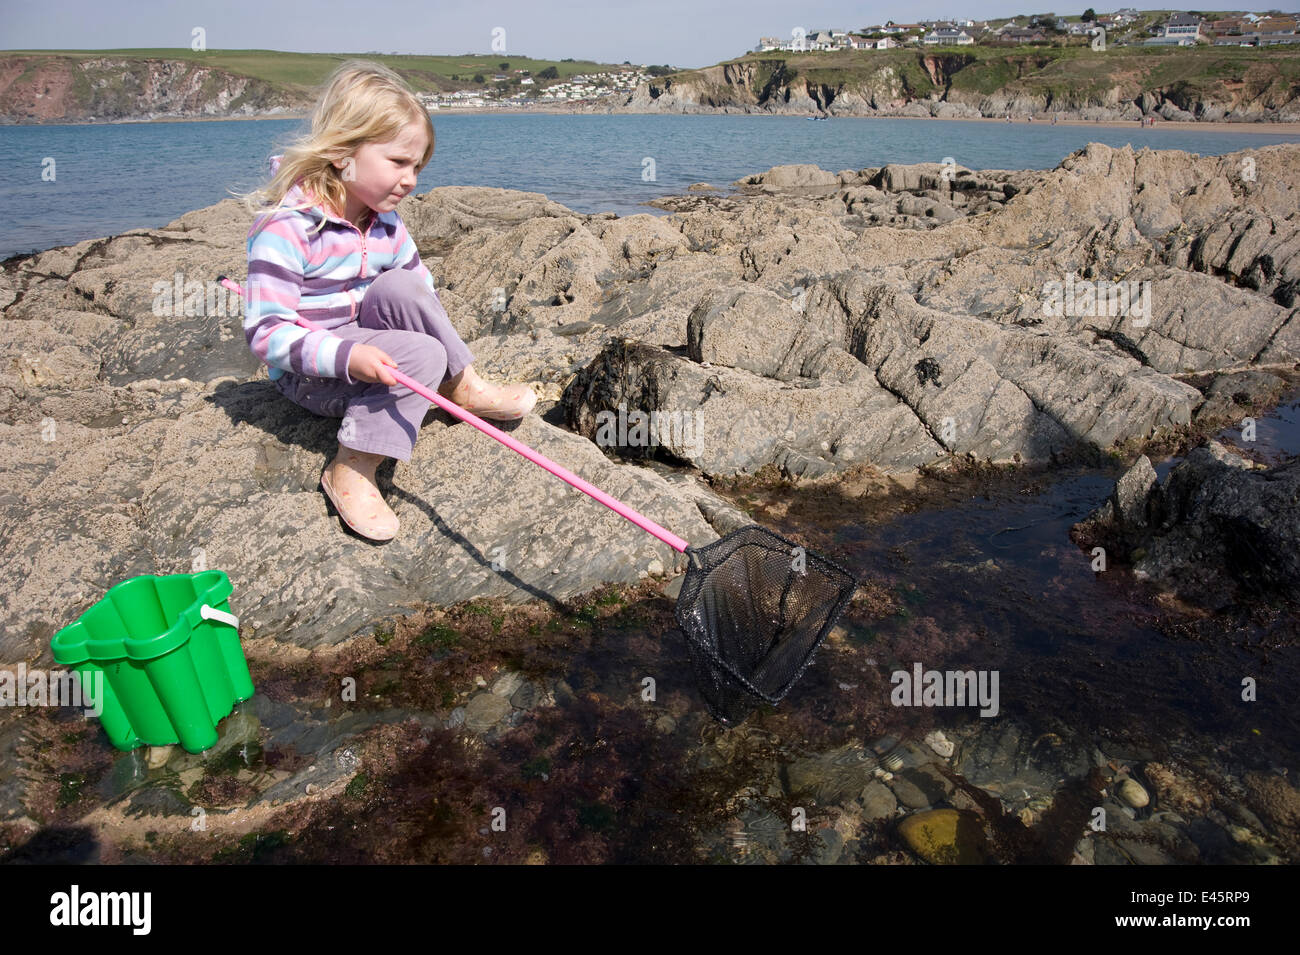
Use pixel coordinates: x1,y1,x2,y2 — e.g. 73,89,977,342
464,692,513,733
509,681,543,711
6,142,1300,664
1078,439,1300,606
955,720,1092,800
887,773,934,810
490,670,525,698
808,826,844,865
859,781,898,822
784,744,878,805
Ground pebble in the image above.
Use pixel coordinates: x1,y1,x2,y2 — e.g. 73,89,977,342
464,692,513,733
924,730,955,759
859,782,897,822
647,558,664,575
897,809,988,865
887,774,932,810
491,670,525,698
510,682,542,710
1119,778,1149,809
147,745,174,769
474,675,487,688
305,783,319,795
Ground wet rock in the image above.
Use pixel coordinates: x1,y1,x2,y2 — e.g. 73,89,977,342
887,772,934,810
809,826,844,865
120,783,191,818
1243,771,1300,832
1085,455,1162,530
1094,797,1201,864
1142,762,1212,817
490,670,525,698
1072,835,1096,865
464,692,513,733
955,721,1091,803
509,681,543,711
784,744,878,805
897,808,988,864
1194,369,1290,423
1119,778,1150,809
924,729,954,759
165,711,261,773
252,750,357,807
1076,440,1300,609
858,781,898,822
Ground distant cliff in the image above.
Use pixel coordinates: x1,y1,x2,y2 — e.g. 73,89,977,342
618,48,1300,122
0,54,308,123
3,47,1299,124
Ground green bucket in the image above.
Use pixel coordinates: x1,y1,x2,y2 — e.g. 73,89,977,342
50,570,255,754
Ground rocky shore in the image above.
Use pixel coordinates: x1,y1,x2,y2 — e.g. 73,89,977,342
3,141,1299,659
2,140,1299,864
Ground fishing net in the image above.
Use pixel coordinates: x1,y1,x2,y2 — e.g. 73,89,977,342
673,525,858,725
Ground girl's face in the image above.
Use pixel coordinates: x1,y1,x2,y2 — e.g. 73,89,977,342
332,118,430,223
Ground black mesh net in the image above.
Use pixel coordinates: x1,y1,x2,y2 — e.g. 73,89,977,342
673,524,858,725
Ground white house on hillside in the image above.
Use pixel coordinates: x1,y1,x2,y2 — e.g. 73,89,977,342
1164,12,1203,39
923,28,974,45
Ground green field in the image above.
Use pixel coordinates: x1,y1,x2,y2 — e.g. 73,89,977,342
0,48,643,95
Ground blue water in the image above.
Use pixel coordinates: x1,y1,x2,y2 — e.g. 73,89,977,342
3,113,1300,261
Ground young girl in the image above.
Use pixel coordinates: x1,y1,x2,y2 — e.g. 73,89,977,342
238,60,536,543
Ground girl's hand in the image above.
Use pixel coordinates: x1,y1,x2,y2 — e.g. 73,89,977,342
348,343,399,386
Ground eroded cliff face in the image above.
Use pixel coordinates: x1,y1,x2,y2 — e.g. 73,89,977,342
620,52,1300,122
0,55,303,123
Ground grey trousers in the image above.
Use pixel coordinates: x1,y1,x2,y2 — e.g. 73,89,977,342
273,267,475,461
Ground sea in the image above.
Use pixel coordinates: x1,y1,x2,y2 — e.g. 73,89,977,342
3,112,1300,261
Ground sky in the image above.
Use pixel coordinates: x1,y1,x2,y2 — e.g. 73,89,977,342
1,0,1117,69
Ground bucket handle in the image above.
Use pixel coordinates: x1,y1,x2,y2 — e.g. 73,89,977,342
200,604,240,629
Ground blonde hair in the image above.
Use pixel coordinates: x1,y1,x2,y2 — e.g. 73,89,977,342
234,59,435,240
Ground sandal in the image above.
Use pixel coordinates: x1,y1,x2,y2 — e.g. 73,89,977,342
447,379,538,421
320,464,399,542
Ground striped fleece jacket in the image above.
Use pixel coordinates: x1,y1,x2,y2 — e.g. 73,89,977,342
244,155,442,385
